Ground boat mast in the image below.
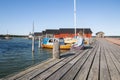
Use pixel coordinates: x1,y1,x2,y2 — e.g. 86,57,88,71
32,21,34,35
32,21,35,52
6,30,8,37
74,0,77,38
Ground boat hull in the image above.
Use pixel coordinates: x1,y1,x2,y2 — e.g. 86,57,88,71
41,44,71,50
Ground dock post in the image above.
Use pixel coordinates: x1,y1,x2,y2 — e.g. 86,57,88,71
53,40,60,59
32,21,35,52
32,36,35,52
38,36,41,48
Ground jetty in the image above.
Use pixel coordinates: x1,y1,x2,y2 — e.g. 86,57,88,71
2,38,120,80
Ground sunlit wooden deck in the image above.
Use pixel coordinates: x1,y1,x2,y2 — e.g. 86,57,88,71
2,39,120,80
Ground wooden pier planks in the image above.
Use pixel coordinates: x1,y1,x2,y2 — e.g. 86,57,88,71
60,44,97,80
74,41,99,80
107,43,120,74
102,39,120,80
100,44,110,80
87,46,100,80
16,59,63,80
31,50,86,80
46,49,89,80
2,39,120,80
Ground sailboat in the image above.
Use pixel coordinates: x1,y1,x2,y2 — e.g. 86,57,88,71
70,0,85,50
42,0,77,50
4,35,12,39
4,30,12,40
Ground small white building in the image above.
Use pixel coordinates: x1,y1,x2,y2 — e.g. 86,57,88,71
96,32,105,38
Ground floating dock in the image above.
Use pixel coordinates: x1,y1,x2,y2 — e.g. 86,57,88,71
2,38,120,80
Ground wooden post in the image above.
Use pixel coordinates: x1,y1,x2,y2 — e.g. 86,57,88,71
32,21,35,52
38,36,41,48
53,40,60,59
32,35,35,52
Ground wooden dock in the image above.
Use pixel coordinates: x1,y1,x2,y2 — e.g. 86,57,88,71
2,39,120,80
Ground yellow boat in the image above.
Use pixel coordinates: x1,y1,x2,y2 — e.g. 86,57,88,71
64,38,77,44
41,38,72,50
42,44,71,50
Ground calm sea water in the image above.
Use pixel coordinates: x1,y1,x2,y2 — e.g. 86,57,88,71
0,38,55,78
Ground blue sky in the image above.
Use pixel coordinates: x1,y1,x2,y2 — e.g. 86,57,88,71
0,0,120,36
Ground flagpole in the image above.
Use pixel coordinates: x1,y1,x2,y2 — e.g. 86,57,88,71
74,0,77,38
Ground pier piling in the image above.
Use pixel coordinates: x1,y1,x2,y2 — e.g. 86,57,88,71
53,40,60,59
32,36,35,52
32,21,35,52
38,36,41,48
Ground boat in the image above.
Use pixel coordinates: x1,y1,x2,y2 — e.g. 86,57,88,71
4,34,12,40
64,38,77,44
3,30,12,40
28,33,33,39
41,38,72,50
4,36,12,40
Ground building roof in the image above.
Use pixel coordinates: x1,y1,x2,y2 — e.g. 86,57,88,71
45,29,59,34
60,28,92,34
34,32,42,36
42,28,92,34
96,31,104,35
59,28,74,34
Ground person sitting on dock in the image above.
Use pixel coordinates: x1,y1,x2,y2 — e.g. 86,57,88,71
71,31,84,50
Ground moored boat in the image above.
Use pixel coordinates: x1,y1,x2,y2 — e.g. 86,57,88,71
4,36,12,40
64,38,77,44
41,38,72,50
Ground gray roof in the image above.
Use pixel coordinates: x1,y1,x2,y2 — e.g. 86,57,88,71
42,28,92,34
96,31,104,35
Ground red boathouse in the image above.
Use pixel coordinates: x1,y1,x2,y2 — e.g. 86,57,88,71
54,28,92,38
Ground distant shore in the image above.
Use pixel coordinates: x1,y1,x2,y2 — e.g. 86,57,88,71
92,36,120,38
0,35,28,38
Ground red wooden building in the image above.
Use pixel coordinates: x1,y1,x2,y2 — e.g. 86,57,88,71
54,28,92,38
42,28,92,38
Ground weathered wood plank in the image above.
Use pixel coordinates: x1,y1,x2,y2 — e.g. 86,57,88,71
106,45,120,74
15,58,65,80
74,41,99,80
103,39,120,73
46,49,89,80
104,43,120,80
31,50,84,80
15,50,81,80
109,50,120,74
60,44,97,80
109,45,120,63
99,42,110,80
87,45,100,80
